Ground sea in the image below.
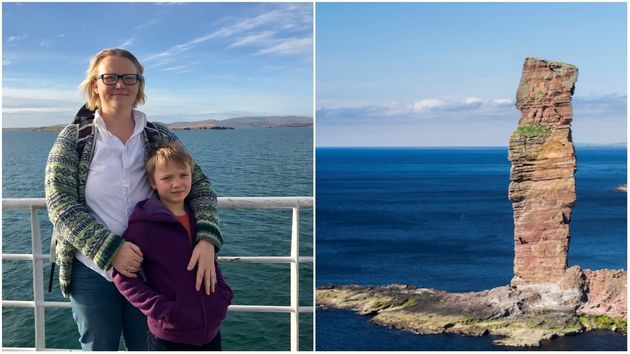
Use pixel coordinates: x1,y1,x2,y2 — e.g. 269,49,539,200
316,147,627,351
2,127,313,351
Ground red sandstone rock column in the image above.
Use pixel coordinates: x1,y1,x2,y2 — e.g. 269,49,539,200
508,57,578,286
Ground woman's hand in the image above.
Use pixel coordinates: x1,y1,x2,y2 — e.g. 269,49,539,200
112,241,144,278
187,239,216,295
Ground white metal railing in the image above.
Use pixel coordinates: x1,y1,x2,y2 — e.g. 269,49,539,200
2,197,313,351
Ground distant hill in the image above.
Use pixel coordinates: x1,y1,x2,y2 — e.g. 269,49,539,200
4,115,313,132
167,116,312,129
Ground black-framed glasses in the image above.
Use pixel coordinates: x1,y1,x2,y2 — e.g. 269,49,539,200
97,73,142,85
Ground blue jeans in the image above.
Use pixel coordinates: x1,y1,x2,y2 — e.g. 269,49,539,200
69,259,148,350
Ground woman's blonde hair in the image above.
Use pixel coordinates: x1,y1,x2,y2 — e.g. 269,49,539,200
79,48,147,110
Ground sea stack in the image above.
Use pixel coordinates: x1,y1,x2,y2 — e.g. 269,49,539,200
508,58,578,286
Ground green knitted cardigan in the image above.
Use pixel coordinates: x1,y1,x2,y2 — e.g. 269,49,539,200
45,121,222,297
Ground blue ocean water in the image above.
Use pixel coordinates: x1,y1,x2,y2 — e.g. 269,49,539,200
2,127,313,350
316,147,627,350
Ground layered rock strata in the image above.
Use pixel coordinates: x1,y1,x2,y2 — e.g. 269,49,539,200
508,57,579,286
579,269,627,319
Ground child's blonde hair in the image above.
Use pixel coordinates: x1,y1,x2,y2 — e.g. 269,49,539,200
146,142,194,178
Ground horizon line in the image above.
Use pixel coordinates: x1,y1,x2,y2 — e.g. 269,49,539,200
316,143,627,149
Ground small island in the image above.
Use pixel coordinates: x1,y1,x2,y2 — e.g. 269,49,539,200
170,126,234,130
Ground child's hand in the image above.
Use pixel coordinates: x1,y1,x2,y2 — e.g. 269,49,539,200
187,240,216,295
112,241,143,278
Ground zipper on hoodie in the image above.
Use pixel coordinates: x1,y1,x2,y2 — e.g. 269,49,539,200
172,213,209,343
199,287,209,344
172,215,193,248
157,209,207,343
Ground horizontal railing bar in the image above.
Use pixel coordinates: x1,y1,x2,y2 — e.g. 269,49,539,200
3,254,49,261
3,301,313,313
219,197,313,209
228,305,314,313
3,301,72,308
1,348,70,351
2,198,47,208
3,197,313,210
2,348,40,351
3,254,313,264
221,256,314,263
1,348,32,351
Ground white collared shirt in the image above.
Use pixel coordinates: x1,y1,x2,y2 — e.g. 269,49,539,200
76,109,154,281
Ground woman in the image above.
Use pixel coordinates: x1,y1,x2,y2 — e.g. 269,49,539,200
45,48,223,350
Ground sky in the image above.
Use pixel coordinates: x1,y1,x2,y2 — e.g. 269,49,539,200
2,2,313,128
316,2,627,147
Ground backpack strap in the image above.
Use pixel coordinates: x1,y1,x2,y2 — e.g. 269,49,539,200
144,120,163,147
74,104,96,157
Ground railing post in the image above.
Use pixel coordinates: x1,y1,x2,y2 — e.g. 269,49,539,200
290,206,300,351
30,206,45,350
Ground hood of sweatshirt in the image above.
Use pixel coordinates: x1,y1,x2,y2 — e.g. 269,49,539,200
128,192,193,226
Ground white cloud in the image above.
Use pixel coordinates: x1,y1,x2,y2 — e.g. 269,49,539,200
318,95,626,122
231,31,276,48
2,87,81,127
164,66,192,75
3,107,71,114
7,34,28,43
4,87,81,102
493,98,513,105
408,97,518,114
143,3,311,65
162,65,188,72
255,37,312,56
134,18,160,31
413,99,445,112
462,97,482,105
142,32,220,63
118,38,135,48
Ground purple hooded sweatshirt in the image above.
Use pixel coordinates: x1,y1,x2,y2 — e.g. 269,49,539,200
113,193,233,346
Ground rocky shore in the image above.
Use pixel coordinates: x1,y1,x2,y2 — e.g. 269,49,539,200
317,268,626,347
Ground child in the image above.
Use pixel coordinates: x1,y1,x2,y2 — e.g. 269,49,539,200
113,142,233,351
